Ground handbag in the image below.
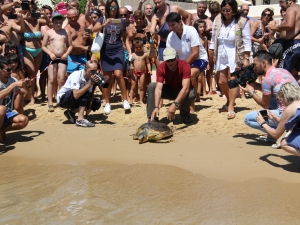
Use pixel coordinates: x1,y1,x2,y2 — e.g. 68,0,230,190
269,30,300,59
91,32,105,53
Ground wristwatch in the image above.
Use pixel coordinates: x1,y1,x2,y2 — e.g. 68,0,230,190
173,102,180,108
249,90,256,97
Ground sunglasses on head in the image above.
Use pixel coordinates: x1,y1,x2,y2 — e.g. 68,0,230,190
109,6,118,10
221,9,231,13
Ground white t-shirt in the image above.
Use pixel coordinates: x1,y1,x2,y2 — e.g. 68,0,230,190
0,77,19,110
57,70,93,103
166,24,208,62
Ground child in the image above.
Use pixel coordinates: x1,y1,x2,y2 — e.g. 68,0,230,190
194,19,209,101
130,38,151,106
42,12,72,112
6,53,27,114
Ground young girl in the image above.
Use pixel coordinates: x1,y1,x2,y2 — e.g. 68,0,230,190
130,38,152,106
6,53,26,114
194,19,209,101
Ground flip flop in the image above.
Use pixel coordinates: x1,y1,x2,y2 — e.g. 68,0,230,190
227,111,236,119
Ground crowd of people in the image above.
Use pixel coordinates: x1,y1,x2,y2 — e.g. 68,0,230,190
0,0,300,156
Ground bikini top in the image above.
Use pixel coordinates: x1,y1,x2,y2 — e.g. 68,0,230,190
20,31,42,39
253,22,263,39
156,5,171,39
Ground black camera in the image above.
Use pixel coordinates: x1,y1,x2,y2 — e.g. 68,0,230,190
228,64,257,89
91,73,109,88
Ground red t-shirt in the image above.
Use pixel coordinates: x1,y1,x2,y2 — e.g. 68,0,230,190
156,59,191,90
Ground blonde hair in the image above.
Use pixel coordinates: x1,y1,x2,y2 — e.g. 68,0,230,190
277,82,300,105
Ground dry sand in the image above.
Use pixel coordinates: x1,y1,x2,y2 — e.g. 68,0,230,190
1,88,299,183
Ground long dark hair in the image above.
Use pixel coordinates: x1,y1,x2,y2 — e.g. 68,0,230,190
6,53,23,71
261,8,274,21
4,41,20,56
220,0,240,21
105,0,120,18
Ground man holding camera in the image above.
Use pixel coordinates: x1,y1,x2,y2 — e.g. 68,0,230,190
57,60,101,127
240,50,298,141
147,47,195,124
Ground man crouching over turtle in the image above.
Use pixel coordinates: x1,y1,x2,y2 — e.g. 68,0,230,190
147,47,196,124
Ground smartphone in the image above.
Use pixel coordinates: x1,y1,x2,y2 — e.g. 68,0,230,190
21,0,30,10
260,110,269,122
136,29,144,34
31,12,41,18
85,28,91,33
129,14,135,22
8,14,17,19
92,0,98,6
112,18,121,24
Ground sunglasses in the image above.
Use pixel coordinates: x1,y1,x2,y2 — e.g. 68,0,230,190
166,58,176,63
263,13,271,17
221,9,231,13
109,6,118,10
2,67,12,72
242,9,249,12
119,13,127,17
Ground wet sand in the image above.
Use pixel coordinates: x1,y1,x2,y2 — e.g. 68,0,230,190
0,90,300,223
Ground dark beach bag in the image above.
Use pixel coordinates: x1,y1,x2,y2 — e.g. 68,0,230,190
268,38,286,59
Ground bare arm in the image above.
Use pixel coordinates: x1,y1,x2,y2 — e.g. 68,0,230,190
92,18,111,33
62,30,73,58
85,0,93,24
150,15,158,36
41,32,52,56
267,8,295,32
185,46,199,64
73,82,94,99
175,5,192,25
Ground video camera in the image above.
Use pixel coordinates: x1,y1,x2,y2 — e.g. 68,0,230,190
91,72,109,88
228,64,257,89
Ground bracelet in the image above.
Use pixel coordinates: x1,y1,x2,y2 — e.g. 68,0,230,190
154,106,159,109
260,121,267,128
249,90,256,97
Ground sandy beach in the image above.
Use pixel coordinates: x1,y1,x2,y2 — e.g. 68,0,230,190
1,89,300,224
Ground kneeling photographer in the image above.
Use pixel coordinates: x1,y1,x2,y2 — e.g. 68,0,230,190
239,50,298,142
57,60,108,127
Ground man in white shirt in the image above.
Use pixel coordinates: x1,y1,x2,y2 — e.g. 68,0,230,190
57,60,102,127
166,12,208,101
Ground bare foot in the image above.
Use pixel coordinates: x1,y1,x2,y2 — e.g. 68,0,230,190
139,102,146,108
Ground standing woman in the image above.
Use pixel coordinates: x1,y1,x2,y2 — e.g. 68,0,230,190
92,0,131,114
209,0,251,119
21,0,50,104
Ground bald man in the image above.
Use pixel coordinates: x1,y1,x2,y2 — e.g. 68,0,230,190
65,8,92,74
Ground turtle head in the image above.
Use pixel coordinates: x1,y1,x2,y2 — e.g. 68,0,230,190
138,134,148,144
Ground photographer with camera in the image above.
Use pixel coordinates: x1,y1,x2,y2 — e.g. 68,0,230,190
57,60,104,127
240,50,298,142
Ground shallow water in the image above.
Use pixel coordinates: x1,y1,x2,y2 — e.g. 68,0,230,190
0,163,299,224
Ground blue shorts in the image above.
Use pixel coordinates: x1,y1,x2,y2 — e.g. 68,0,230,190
278,40,300,72
190,59,208,73
67,54,87,74
2,109,17,128
158,41,166,61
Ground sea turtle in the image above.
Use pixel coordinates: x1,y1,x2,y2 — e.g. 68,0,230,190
133,121,173,144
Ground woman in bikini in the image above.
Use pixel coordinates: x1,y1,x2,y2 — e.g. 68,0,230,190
20,0,50,104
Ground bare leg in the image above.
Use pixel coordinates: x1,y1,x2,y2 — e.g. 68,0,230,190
190,67,200,113
138,73,146,106
14,94,24,114
57,63,67,89
207,49,214,94
227,69,238,115
0,114,28,143
47,64,57,106
114,70,128,101
102,72,113,104
196,75,201,102
111,75,117,96
130,73,137,104
216,68,230,107
280,138,300,156
201,71,207,97
39,70,47,102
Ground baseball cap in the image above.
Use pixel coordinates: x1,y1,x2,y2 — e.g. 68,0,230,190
52,12,64,20
163,47,177,61
125,5,133,13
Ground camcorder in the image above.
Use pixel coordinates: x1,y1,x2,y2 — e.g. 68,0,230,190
91,72,109,88
228,64,257,89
